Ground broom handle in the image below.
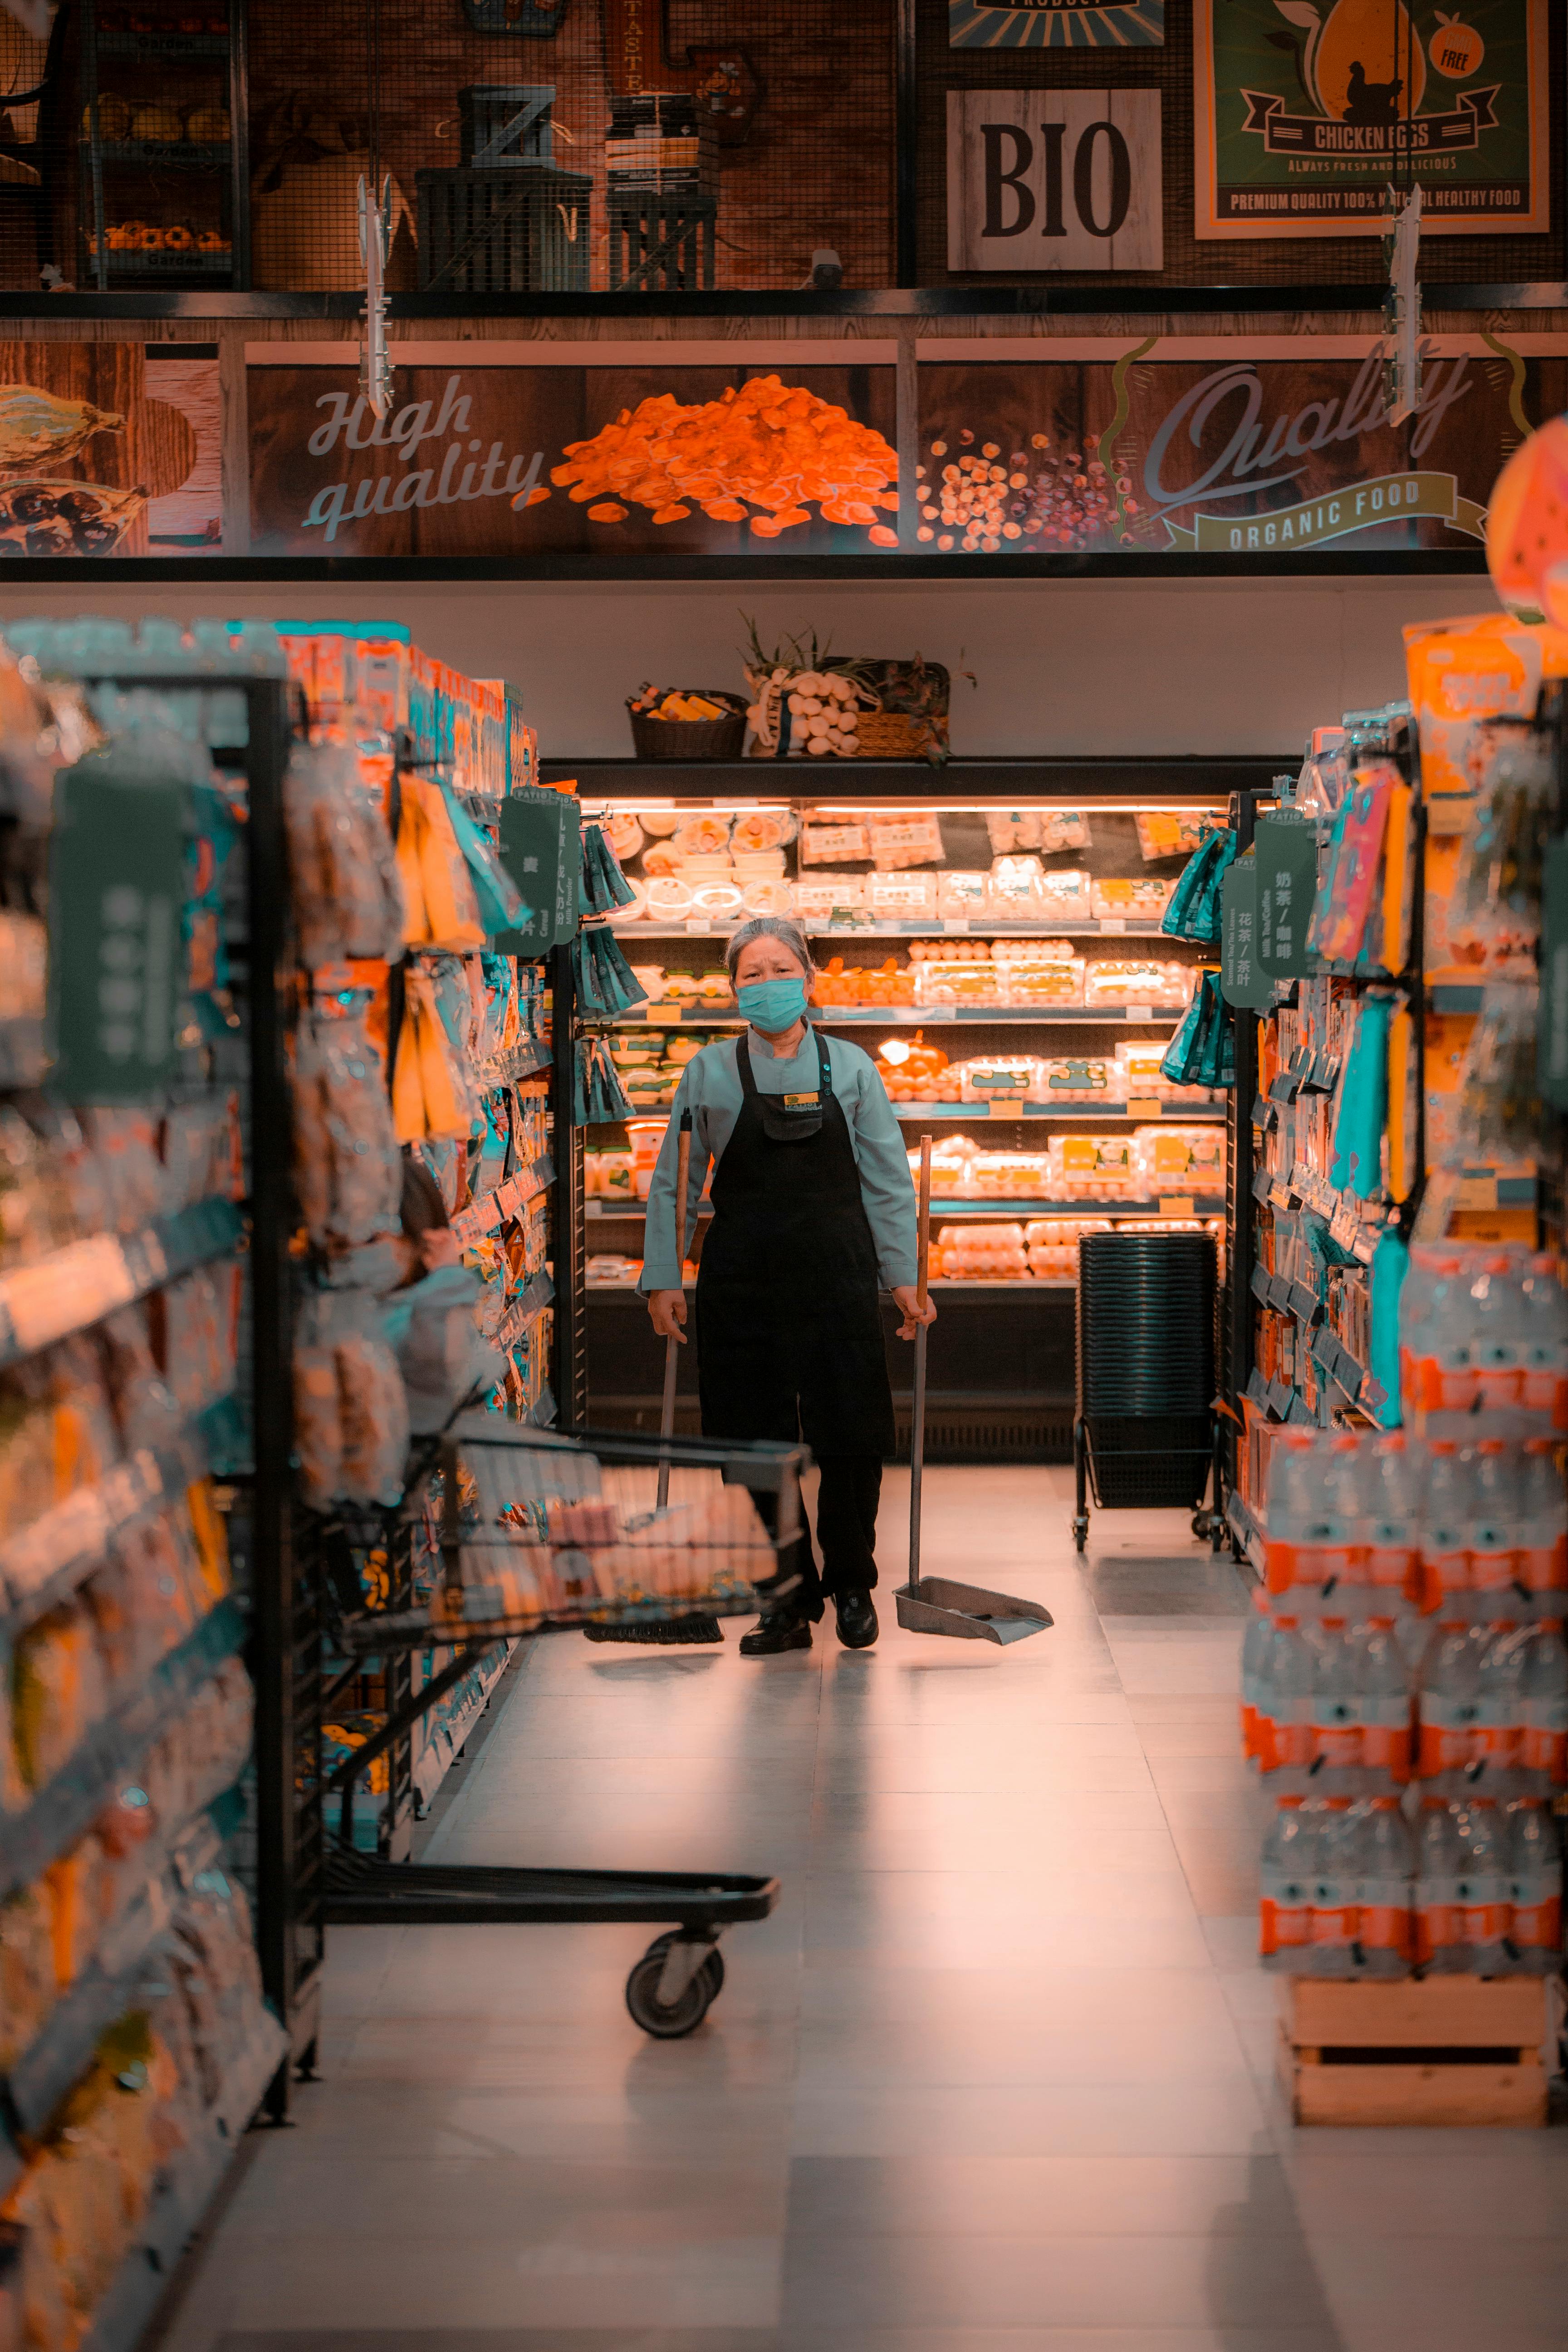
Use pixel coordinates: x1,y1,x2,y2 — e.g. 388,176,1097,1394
908,1134,931,1589
657,1112,692,1510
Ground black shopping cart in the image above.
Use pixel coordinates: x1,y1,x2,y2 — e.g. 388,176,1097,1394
1072,1230,1221,1554
316,1416,806,2038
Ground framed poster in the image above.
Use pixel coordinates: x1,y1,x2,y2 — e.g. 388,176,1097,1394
916,345,1560,554
950,0,1164,45
946,91,1163,272
1194,0,1548,237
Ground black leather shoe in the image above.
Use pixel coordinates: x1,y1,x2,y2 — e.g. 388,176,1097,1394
739,1607,812,1656
834,1590,878,1649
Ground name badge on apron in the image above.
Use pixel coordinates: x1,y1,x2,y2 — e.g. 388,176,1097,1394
762,1087,823,1142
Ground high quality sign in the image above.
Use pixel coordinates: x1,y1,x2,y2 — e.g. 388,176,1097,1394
1193,0,1547,236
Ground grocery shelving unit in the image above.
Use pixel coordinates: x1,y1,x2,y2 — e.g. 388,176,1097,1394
0,664,299,2319
77,0,250,291
553,758,1269,1461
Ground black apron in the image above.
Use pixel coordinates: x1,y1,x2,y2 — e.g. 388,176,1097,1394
695,1027,897,1460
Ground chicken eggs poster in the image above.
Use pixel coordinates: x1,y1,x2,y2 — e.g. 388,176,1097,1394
1193,0,1547,236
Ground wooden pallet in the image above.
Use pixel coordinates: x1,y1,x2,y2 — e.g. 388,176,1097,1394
1278,1977,1553,2127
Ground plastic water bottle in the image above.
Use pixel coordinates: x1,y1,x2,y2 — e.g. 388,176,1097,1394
1472,1623,1527,1785
1519,1618,1568,1790
1420,1444,1474,1614
1352,1797,1414,1979
1264,1431,1315,1596
1257,1614,1313,1774
1506,1801,1563,1974
1240,1585,1274,1762
1519,1255,1568,1426
1469,1441,1524,1604
1454,1799,1512,1972
1365,1434,1418,1601
1420,1254,1479,1411
1307,1799,1359,1977
1324,1436,1372,1596
1470,1254,1527,1409
1309,1617,1360,1771
1398,1244,1440,1415
1352,1616,1412,1784
1259,1796,1314,1970
1265,1431,1358,1595
1418,1620,1483,1780
1414,1800,1466,1974
1517,1438,1567,1599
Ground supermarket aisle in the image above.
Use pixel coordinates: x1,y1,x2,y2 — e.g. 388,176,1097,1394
167,1469,1568,2352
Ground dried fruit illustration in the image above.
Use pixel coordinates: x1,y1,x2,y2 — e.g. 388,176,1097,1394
0,384,125,474
917,428,1132,552
0,478,147,556
545,375,899,543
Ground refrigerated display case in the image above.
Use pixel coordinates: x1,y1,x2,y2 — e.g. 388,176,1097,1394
547,758,1264,1461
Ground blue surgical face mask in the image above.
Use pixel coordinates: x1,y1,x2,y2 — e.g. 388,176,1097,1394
736,975,809,1030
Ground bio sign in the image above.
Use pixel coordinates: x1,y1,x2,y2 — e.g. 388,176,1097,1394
946,91,1163,272
1194,0,1547,236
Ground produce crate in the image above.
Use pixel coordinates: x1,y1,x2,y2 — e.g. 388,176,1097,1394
608,191,716,292
459,85,555,167
416,163,592,293
1277,1977,1553,2127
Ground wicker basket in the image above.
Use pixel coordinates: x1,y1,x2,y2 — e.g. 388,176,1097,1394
628,691,748,761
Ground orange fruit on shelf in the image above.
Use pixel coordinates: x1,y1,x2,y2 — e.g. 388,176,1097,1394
1485,417,1568,613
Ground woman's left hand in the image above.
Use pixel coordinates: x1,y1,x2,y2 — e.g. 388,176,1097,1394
890,1285,938,1341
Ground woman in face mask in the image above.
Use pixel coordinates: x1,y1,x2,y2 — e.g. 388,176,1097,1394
641,916,936,1653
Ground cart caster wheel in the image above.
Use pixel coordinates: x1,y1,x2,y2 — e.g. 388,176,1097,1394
625,1934,720,2039
1072,1514,1089,1555
1191,1512,1213,1541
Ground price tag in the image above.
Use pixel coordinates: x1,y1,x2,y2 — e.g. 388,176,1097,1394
1456,1175,1499,1210
1126,1097,1163,1119
1099,917,1127,934
1123,1004,1155,1022
942,917,971,934
684,918,711,936
1159,1195,1196,1217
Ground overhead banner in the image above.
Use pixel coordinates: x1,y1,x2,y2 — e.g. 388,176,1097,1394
916,346,1560,555
248,360,898,559
1194,0,1548,237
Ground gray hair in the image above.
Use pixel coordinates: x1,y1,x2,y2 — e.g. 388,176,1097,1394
724,915,816,982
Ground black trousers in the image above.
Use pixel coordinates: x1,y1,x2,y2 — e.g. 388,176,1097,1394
762,1454,882,1620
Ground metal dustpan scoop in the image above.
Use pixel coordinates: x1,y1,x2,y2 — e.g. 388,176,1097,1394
895,1575,1054,1644
897,1137,1054,1648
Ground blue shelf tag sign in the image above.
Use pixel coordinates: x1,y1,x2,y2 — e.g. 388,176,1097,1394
1255,812,1318,979
1221,855,1269,1008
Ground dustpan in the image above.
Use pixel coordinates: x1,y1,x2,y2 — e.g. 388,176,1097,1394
895,1137,1053,1647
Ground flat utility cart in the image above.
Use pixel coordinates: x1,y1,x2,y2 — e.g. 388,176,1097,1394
316,1416,804,2038
1072,1230,1222,1553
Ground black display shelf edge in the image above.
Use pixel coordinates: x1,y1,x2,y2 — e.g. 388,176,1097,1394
0,550,1490,583
544,754,1290,797
1,282,1565,321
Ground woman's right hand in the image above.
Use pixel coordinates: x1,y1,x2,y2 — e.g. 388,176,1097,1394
648,1289,688,1343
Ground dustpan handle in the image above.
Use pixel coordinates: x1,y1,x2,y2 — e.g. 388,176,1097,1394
657,1111,693,1511
909,1134,931,1587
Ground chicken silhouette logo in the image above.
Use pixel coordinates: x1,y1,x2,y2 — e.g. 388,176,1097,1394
1196,0,1543,236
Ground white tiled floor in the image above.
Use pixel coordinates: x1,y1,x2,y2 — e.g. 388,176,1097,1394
166,1467,1568,2352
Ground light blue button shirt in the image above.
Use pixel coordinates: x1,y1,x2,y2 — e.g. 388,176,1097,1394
638,1025,919,1294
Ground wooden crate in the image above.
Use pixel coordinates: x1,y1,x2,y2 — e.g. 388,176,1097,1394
416,164,592,294
1278,1977,1552,2128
